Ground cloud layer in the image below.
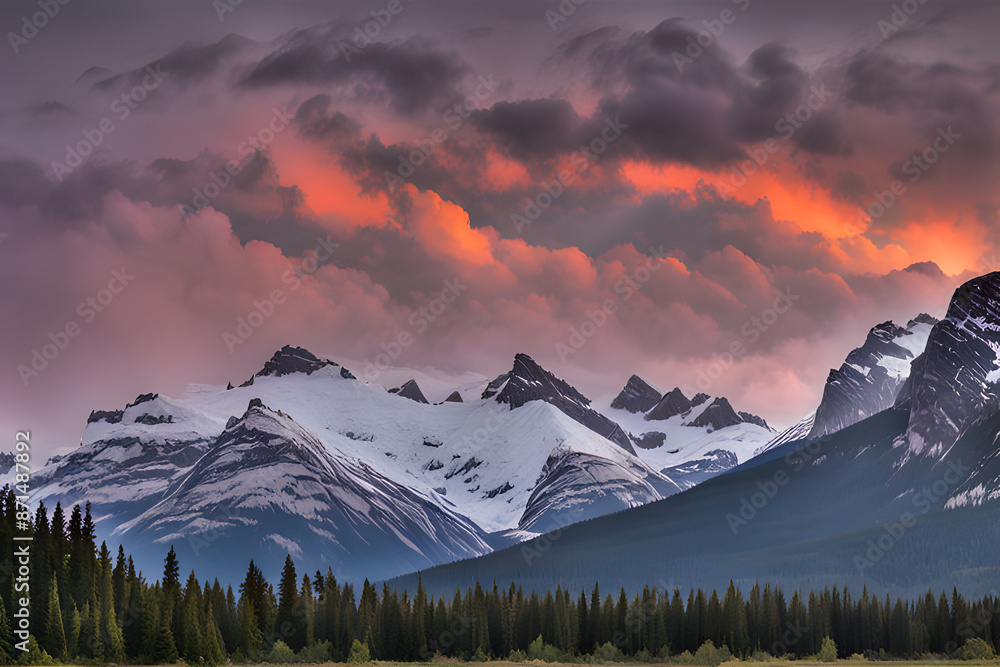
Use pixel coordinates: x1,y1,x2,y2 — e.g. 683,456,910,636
0,1,993,457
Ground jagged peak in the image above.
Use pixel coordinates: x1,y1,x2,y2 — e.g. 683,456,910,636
257,345,337,378
390,379,429,404
482,353,633,453
492,353,591,409
127,393,158,408
242,397,293,422
688,397,742,430
690,392,710,407
645,387,692,421
904,271,1000,459
611,375,662,414
738,411,770,430
908,312,938,328
868,320,909,342
237,345,354,387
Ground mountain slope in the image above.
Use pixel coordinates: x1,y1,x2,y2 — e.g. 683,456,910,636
595,383,774,488
610,375,662,413
488,353,636,453
30,347,695,583
390,407,999,600
114,400,491,583
809,315,936,438
389,276,1000,600
900,277,1000,459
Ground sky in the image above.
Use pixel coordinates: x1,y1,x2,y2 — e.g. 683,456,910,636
2,0,999,460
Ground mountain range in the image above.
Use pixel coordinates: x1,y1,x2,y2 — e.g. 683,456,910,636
390,275,1000,600
14,273,1000,600
22,346,772,585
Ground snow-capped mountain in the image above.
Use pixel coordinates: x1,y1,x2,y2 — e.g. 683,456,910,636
116,399,491,582
595,380,774,488
396,274,1000,601
753,412,815,457
609,375,662,413
30,346,732,583
808,315,936,438
390,379,429,403
0,451,14,477
900,275,1000,459
485,353,635,453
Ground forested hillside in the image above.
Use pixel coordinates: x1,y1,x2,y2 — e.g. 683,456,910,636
2,486,998,664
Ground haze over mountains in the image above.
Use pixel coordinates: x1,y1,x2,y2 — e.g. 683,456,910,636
12,273,1000,600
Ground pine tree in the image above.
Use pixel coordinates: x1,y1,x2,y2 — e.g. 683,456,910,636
202,599,227,665
113,545,128,620
42,578,67,660
0,592,15,661
97,541,127,662
163,545,182,640
301,574,316,648
276,554,303,650
667,588,684,653
181,573,204,662
222,585,240,653
152,621,180,664
79,599,100,659
240,559,271,643
239,598,264,657
66,603,81,660
30,502,51,638
124,574,144,656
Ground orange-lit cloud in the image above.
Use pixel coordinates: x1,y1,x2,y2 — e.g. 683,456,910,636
270,142,394,232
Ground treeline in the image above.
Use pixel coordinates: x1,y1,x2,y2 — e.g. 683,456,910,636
1,486,999,664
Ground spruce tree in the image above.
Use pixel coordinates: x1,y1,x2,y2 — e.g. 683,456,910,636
152,621,180,664
239,598,263,657
182,581,204,662
113,545,127,620
163,546,182,640
43,578,67,660
202,600,227,665
0,592,15,661
66,603,81,660
276,554,303,650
